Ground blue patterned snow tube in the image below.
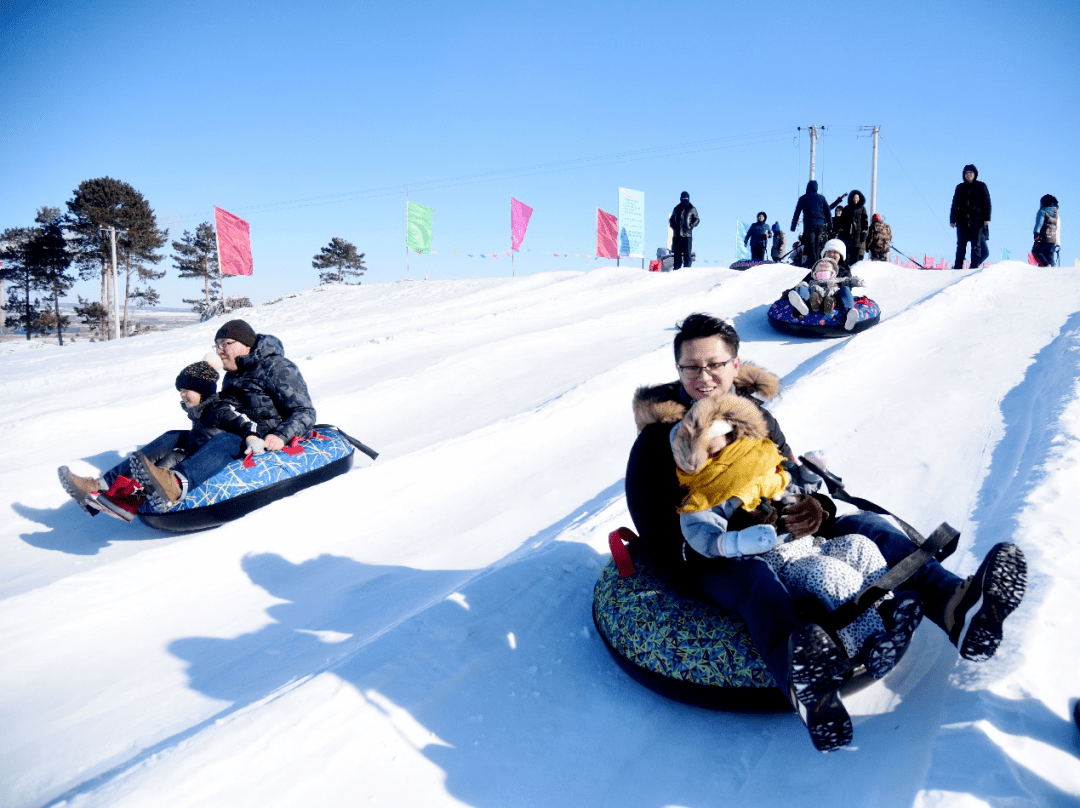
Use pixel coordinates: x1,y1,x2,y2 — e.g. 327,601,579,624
137,426,356,532
767,293,880,338
592,536,790,710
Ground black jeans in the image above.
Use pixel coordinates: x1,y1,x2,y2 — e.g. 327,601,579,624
672,235,693,269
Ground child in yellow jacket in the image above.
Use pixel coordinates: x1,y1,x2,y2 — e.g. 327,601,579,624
670,393,922,678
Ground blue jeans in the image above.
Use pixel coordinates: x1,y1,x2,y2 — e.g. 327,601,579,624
1033,242,1059,267
796,284,855,311
696,556,802,694
104,431,243,492
833,512,961,631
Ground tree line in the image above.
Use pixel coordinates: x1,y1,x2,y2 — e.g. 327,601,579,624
0,176,367,343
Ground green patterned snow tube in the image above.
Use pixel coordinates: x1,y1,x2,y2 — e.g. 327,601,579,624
593,534,789,710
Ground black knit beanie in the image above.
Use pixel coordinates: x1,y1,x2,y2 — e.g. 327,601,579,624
214,319,257,347
176,360,220,397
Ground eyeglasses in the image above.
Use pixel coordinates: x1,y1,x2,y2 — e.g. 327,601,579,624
214,339,238,351
677,357,736,377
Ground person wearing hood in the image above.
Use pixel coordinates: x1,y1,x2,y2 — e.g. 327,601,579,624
744,211,771,261
770,222,786,262
790,180,832,265
1032,194,1060,267
950,164,991,268
669,191,700,270
836,190,869,263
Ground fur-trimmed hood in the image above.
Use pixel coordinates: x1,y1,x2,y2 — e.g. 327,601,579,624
671,394,769,476
632,362,781,432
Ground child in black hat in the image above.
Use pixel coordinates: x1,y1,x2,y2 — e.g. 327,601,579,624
73,353,260,521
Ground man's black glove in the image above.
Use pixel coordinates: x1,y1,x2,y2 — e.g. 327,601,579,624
779,495,824,539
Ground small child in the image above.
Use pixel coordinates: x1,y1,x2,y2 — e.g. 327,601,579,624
73,354,262,521
787,244,865,331
669,393,922,679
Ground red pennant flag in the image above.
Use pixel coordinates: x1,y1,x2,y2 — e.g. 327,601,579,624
596,209,618,259
214,207,253,276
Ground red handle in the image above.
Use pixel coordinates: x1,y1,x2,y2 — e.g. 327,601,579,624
608,527,639,578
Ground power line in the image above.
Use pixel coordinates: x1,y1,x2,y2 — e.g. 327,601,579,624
160,128,795,229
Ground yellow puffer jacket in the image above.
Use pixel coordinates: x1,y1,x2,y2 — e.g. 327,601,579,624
676,438,790,514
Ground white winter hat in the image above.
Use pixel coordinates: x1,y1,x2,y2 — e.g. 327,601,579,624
822,239,847,260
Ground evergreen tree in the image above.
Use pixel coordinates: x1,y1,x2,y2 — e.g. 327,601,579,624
0,226,47,339
28,207,75,346
173,221,221,317
74,296,109,339
312,237,367,284
65,177,168,338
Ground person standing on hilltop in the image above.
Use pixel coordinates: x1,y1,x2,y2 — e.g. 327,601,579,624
950,164,991,268
791,181,832,265
669,191,700,270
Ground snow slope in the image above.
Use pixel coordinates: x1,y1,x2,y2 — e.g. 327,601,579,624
2,262,1079,807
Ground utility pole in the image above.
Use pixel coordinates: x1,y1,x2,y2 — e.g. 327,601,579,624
860,125,881,216
799,125,824,181
101,226,127,339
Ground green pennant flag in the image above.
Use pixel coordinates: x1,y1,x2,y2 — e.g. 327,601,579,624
406,202,433,253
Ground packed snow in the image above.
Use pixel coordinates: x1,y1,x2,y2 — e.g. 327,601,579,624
2,262,1079,808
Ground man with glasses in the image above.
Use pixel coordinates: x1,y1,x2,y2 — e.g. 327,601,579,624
128,319,317,512
59,319,317,518
625,313,1026,751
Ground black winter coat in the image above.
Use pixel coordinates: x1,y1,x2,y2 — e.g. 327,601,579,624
790,181,832,231
950,165,991,232
624,380,795,585
219,334,317,442
837,190,868,252
669,201,700,237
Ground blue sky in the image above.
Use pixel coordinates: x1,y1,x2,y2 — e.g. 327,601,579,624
2,0,1078,307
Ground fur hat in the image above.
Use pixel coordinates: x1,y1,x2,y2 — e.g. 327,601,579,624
176,352,224,397
214,319,257,348
822,238,847,260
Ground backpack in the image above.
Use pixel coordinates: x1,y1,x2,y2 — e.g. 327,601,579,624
1041,213,1059,244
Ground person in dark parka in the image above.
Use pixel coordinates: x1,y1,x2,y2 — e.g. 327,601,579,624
836,190,869,263
744,211,770,261
669,191,700,270
950,164,992,268
791,180,832,265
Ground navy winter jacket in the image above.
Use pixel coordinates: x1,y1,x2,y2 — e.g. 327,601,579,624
790,181,832,231
745,220,770,246
219,334,317,442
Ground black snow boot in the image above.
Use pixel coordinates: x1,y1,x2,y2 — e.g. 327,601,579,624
944,543,1027,662
788,623,853,752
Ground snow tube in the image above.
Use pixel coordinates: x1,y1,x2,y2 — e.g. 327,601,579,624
593,529,877,711
593,529,789,710
729,259,776,270
137,426,359,532
767,293,880,339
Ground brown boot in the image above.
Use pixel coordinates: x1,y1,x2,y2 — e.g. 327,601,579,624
58,466,105,515
823,295,836,316
130,451,183,512
809,289,823,312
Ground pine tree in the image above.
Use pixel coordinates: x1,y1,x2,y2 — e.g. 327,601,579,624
65,177,168,338
312,237,367,284
173,221,221,318
0,226,46,339
74,296,109,339
29,208,75,345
